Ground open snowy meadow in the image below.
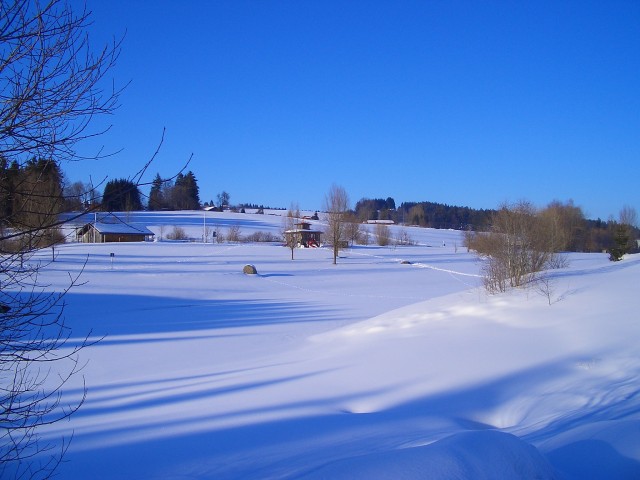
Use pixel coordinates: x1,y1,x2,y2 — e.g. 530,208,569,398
23,211,640,478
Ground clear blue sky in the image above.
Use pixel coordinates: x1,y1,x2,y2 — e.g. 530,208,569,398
68,0,639,220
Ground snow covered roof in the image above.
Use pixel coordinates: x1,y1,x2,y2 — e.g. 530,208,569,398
284,228,322,234
91,222,154,236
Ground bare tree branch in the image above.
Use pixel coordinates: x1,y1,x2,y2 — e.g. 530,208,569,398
0,1,125,476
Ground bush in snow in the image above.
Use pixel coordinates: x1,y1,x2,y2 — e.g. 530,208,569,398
375,223,392,246
472,201,566,293
244,231,278,243
608,223,631,261
226,225,242,243
166,226,188,241
395,228,414,246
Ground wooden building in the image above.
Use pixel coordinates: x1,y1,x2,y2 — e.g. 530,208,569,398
284,221,322,248
76,222,155,243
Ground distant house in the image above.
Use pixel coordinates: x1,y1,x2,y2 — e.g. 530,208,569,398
284,221,322,248
76,222,155,243
366,219,394,225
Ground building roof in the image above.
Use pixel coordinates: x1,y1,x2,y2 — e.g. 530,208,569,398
90,222,154,236
284,228,322,234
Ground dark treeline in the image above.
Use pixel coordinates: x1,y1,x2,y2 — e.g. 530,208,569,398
583,217,640,255
354,196,639,254
238,203,286,211
398,201,494,230
99,171,204,212
354,197,493,230
354,197,397,221
1,161,204,217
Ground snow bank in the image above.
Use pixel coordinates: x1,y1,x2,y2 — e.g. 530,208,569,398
300,430,557,479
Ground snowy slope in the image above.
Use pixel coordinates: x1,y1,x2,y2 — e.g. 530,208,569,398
19,211,640,478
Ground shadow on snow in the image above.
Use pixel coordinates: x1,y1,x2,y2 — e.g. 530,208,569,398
57,356,640,479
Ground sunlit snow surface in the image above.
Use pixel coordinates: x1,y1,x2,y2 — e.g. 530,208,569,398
21,211,640,478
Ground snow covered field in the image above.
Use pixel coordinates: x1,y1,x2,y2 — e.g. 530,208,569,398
23,211,640,478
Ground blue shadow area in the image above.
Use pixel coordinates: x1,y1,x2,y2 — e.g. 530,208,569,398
63,292,339,342
546,440,640,479
58,356,640,479
56,358,580,479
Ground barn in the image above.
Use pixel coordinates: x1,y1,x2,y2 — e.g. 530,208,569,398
76,222,155,243
284,221,322,248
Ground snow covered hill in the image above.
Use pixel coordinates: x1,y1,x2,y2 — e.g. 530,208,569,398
19,211,640,478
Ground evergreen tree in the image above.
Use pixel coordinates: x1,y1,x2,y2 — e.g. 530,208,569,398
385,197,396,210
182,171,200,210
609,223,630,261
171,173,185,209
163,171,200,210
102,178,142,212
161,179,174,209
148,173,166,210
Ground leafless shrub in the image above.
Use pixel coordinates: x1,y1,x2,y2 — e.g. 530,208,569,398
166,226,188,240
535,274,556,305
534,272,572,305
394,228,414,246
344,213,364,247
475,201,567,293
482,255,509,294
358,227,370,245
539,200,586,252
375,223,392,246
203,225,213,243
244,231,278,243
463,229,475,252
546,253,569,270
215,226,225,243
226,225,242,243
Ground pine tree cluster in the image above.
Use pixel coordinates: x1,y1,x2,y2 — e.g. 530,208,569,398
148,171,200,211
